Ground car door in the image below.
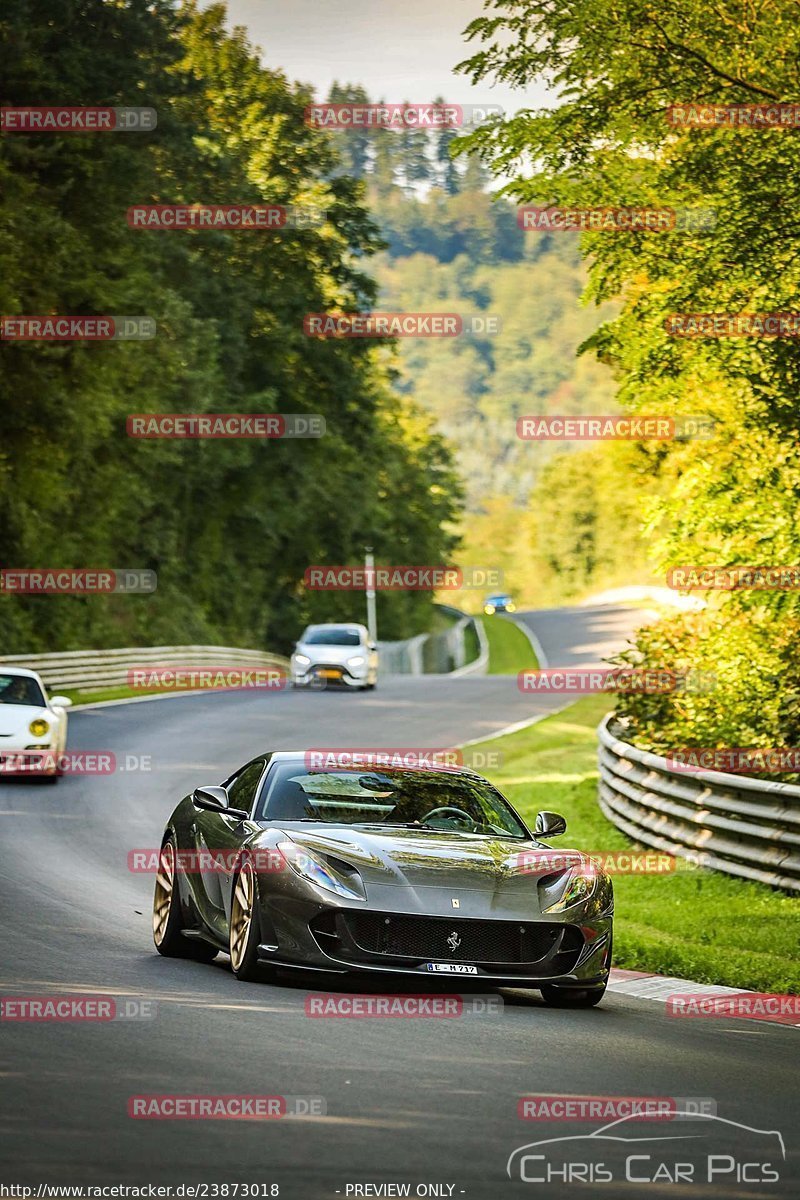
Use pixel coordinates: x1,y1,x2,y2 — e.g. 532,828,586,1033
191,758,267,942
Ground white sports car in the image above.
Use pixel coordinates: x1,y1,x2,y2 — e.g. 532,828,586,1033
0,667,72,781
291,623,379,690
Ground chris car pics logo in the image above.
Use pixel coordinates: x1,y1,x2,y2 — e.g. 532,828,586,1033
507,1112,784,1185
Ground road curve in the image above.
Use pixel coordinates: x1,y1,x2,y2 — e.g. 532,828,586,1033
0,605,797,1198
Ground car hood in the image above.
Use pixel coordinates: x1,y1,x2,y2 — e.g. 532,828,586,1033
0,704,53,738
266,824,587,894
295,643,364,665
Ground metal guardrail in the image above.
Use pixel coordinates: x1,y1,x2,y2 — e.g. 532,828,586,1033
0,646,289,694
597,714,800,893
1,615,483,692
378,607,486,677
449,615,489,678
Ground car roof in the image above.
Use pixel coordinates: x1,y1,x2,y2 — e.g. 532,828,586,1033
0,666,45,682
303,623,366,632
262,750,483,779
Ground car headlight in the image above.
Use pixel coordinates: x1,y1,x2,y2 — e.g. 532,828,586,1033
277,840,366,901
293,654,311,666
484,604,495,615
506,602,516,612
29,718,49,737
347,655,365,668
542,868,596,912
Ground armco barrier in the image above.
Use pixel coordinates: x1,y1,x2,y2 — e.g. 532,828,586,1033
0,618,485,692
597,714,800,893
378,607,487,677
0,646,289,694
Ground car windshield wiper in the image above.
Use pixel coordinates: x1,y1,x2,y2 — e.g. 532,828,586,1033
352,821,468,833
281,818,333,824
350,821,433,830
352,821,526,839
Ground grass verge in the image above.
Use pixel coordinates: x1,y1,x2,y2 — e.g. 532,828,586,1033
482,614,539,674
63,683,207,706
474,695,800,993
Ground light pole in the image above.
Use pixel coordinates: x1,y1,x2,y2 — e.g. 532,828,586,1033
364,546,377,645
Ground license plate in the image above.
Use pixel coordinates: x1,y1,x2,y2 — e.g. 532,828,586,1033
425,963,478,974
318,669,341,679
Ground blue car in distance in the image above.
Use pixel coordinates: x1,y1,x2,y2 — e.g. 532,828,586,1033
484,593,516,615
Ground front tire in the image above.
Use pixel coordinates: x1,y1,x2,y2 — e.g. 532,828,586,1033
229,858,270,981
153,839,218,961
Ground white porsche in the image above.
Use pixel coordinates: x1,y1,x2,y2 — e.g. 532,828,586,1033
0,667,72,781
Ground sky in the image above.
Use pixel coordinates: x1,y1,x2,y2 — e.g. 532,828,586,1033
207,0,551,116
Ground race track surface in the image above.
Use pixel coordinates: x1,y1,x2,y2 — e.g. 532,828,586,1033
1,606,797,1198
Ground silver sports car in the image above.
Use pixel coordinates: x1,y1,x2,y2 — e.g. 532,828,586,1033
153,754,613,1006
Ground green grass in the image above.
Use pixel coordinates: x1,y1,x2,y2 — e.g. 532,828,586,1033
472,695,800,993
482,614,539,674
63,683,201,707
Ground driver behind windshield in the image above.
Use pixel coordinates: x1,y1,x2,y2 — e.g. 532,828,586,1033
0,675,46,707
257,764,528,839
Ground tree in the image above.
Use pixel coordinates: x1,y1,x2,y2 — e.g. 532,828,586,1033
0,0,461,651
456,0,800,745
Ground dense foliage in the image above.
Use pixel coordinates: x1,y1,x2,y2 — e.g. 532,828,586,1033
330,92,620,509
323,83,652,601
458,0,800,747
0,1,460,653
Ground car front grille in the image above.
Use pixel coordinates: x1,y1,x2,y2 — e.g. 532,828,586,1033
330,911,576,966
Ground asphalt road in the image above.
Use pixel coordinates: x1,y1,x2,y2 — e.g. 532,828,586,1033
1,605,797,1199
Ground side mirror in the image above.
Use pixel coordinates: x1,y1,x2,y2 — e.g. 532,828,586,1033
367,641,377,651
49,695,73,709
192,785,249,820
535,810,567,838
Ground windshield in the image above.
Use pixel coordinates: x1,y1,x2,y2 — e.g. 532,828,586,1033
302,628,362,647
0,674,46,707
257,763,529,839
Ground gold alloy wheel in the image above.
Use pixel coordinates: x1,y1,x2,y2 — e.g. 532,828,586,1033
153,841,176,947
229,859,255,971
